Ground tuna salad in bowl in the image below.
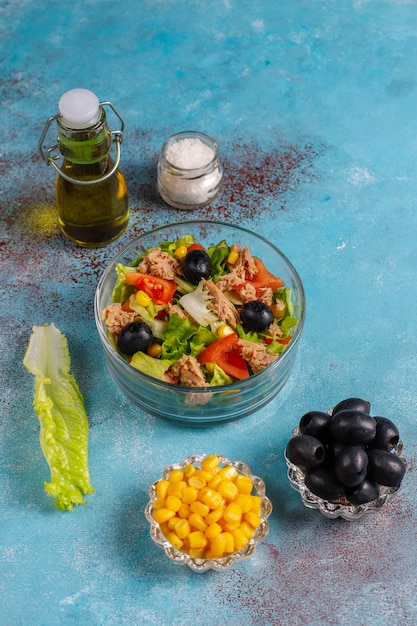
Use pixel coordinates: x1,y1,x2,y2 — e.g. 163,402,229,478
94,220,305,424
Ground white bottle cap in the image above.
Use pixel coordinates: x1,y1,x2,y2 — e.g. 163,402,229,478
58,88,101,129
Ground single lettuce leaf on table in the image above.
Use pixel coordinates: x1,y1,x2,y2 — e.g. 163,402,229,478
23,323,95,511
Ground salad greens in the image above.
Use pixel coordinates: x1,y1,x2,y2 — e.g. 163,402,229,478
23,323,95,510
105,235,298,385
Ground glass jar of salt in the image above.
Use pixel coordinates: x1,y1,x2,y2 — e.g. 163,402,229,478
157,131,223,210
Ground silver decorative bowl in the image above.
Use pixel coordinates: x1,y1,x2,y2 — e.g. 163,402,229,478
144,453,272,572
285,426,406,521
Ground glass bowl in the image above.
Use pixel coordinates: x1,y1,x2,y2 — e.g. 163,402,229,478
144,453,273,573
94,220,305,425
285,426,407,520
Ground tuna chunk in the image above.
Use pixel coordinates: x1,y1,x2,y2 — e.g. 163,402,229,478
101,303,136,335
137,248,181,280
203,279,240,327
227,245,258,280
238,339,279,374
164,354,207,387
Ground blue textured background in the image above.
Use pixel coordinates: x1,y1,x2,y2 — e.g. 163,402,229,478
1,1,417,624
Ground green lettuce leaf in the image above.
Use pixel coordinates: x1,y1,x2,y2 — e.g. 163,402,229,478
161,314,216,362
208,364,233,386
130,351,172,379
112,263,136,304
23,323,95,511
207,241,230,280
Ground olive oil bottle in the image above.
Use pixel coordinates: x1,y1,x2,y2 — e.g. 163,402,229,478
39,88,129,247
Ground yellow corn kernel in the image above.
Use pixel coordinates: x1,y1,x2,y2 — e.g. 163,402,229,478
174,245,188,259
175,518,191,539
183,464,197,479
234,493,253,514
223,502,242,525
181,486,198,505
188,531,208,550
195,469,215,484
159,522,169,537
188,547,206,558
147,343,162,358
177,503,191,519
205,505,225,525
223,520,240,532
201,454,221,472
152,497,166,511
249,495,262,514
222,532,235,554
217,324,235,338
218,480,239,502
169,469,184,483
235,474,253,495
240,521,255,540
167,517,179,531
205,522,223,540
166,531,183,550
205,362,216,373
153,508,176,524
227,249,240,265
156,480,170,500
188,475,207,490
188,512,208,532
218,465,238,481
200,488,224,510
244,511,261,529
166,495,182,512
210,533,227,558
190,500,210,517
135,289,151,307
167,480,187,498
231,528,249,551
207,474,222,490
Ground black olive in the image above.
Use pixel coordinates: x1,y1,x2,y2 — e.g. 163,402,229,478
118,322,153,356
332,397,371,416
366,449,406,488
347,479,380,505
285,434,326,470
371,416,400,451
181,250,212,284
334,446,368,487
304,466,346,502
240,301,274,332
299,411,332,442
330,410,377,445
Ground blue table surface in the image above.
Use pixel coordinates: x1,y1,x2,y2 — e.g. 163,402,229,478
1,1,417,624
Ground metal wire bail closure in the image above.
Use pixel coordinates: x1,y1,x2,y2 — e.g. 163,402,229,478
38,101,125,186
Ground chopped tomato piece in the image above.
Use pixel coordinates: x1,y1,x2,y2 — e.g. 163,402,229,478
264,334,292,346
198,333,249,380
124,272,177,305
121,298,134,312
248,257,285,291
187,243,206,252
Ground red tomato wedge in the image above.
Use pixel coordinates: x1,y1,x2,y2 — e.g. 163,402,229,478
264,335,292,346
277,335,292,345
121,298,134,312
248,257,285,291
198,333,249,380
124,272,177,305
187,243,206,252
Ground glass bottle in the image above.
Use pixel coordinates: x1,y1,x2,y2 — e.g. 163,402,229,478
39,88,129,247
157,131,223,210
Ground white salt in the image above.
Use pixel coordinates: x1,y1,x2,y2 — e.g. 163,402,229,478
166,137,215,169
